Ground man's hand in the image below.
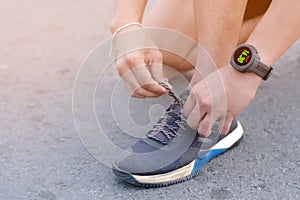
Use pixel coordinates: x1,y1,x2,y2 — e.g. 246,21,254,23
113,27,168,98
183,64,262,137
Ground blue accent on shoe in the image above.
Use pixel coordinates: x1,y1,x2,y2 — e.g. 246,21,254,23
112,87,244,187
191,148,228,175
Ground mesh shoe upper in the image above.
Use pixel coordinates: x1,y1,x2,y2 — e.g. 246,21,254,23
113,87,237,175
147,102,184,145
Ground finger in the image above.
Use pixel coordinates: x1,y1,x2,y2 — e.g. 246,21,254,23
131,93,145,98
148,61,167,83
121,71,161,98
132,65,167,95
119,67,162,98
132,87,162,98
120,68,141,95
189,69,203,87
186,104,200,130
142,81,168,95
218,116,233,136
183,91,196,117
122,53,167,96
116,57,132,77
198,114,215,138
196,93,210,121
198,98,212,122
143,51,169,89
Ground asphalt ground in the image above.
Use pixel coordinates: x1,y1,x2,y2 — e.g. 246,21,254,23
0,1,299,199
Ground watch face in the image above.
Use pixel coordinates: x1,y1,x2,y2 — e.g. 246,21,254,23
233,46,252,66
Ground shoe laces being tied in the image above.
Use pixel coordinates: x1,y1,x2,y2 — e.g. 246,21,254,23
146,82,186,145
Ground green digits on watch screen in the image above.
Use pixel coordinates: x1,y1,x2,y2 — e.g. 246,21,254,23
233,46,252,66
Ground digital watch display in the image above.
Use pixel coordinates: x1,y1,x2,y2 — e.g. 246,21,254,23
230,44,273,80
233,46,252,66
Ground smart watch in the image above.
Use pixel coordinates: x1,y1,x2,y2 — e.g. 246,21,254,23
230,44,273,80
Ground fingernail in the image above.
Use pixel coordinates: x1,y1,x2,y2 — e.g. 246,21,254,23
198,130,210,138
198,132,206,138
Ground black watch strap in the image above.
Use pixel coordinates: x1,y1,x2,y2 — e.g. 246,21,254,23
249,59,273,80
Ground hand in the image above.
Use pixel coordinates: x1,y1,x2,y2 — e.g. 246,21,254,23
112,26,168,98
183,64,262,137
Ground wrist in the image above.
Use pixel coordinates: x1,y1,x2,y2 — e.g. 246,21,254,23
244,41,275,67
110,18,142,34
227,64,262,90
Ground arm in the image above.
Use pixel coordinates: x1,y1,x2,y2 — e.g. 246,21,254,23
185,0,249,134
247,0,300,66
110,0,148,33
195,0,248,68
184,0,300,137
109,0,168,98
189,0,248,86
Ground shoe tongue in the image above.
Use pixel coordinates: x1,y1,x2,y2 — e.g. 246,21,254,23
147,102,182,145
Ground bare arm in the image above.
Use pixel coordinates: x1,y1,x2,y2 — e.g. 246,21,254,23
109,0,168,98
194,0,248,67
110,0,148,33
185,0,300,137
247,0,300,66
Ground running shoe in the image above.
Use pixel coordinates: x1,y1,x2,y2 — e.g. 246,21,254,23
112,87,244,187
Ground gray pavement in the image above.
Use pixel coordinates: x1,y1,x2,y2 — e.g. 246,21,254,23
0,1,299,199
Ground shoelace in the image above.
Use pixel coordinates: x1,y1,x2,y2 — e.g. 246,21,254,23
147,83,222,148
146,82,185,144
158,82,184,106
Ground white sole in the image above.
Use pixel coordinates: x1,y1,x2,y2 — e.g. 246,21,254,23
131,121,244,185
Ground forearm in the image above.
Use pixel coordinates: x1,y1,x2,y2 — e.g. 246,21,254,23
110,0,148,33
194,0,248,67
246,0,300,66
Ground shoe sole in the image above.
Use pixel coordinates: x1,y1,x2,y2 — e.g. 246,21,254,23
113,121,244,188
